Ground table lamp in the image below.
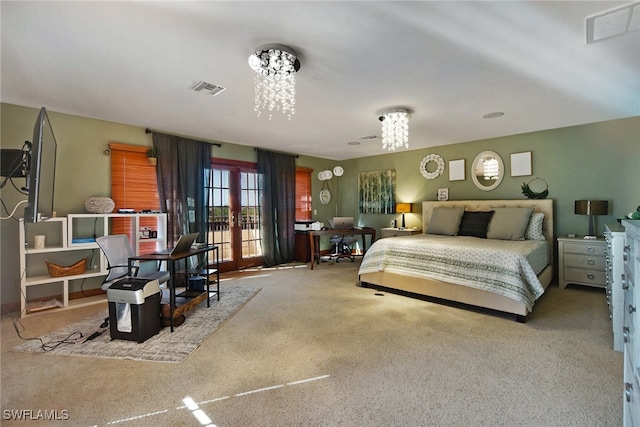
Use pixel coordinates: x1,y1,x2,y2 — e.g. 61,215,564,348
574,200,608,239
396,203,412,229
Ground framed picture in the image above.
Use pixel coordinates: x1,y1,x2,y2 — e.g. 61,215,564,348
437,188,449,201
448,159,465,181
510,151,532,177
358,169,396,214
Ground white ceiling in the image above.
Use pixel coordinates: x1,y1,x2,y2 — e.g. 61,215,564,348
2,1,639,161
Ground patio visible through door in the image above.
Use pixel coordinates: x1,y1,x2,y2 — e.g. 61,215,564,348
208,161,263,272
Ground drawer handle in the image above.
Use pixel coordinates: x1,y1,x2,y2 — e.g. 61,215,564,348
624,326,630,343
587,273,595,280
587,259,595,266
587,247,595,253
630,305,636,314
626,382,633,403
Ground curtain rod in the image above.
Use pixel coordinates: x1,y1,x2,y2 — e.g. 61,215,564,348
145,128,222,147
254,147,299,158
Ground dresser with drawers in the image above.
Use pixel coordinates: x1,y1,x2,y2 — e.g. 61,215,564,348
605,223,626,351
623,220,640,426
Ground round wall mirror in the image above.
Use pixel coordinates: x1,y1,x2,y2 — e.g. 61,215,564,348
471,151,504,191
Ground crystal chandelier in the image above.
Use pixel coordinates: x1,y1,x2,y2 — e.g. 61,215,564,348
379,108,411,151
248,44,300,120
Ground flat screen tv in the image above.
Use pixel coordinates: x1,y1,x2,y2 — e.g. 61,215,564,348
23,107,57,223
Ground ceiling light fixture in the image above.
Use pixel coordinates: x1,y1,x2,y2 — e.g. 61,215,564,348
248,44,300,120
378,108,411,152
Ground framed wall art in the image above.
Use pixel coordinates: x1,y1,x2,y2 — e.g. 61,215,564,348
448,159,465,181
510,151,532,177
437,188,449,201
358,169,396,214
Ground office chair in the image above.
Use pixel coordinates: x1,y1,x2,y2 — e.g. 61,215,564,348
96,235,170,291
328,235,357,263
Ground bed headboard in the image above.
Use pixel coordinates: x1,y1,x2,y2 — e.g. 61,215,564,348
421,199,554,263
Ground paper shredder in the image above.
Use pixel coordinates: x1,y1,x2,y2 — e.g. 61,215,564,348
107,278,161,343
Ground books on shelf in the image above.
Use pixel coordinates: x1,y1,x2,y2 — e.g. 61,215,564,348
71,237,96,244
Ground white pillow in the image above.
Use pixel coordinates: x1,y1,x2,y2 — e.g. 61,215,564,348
525,212,545,240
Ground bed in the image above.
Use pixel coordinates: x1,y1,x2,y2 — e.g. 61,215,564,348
358,199,554,322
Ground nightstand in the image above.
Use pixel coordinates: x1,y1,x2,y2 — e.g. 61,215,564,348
557,236,606,289
381,228,422,238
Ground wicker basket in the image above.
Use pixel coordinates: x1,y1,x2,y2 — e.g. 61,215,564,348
46,258,87,278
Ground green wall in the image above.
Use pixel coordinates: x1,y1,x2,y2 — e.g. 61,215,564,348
0,103,332,307
1,102,638,307
337,117,639,236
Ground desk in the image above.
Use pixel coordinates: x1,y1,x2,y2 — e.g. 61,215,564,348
128,245,219,331
309,228,376,270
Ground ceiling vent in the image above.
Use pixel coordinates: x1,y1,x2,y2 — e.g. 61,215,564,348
586,2,640,44
191,81,226,96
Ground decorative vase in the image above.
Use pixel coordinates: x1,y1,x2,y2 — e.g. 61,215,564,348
85,197,115,214
148,157,157,166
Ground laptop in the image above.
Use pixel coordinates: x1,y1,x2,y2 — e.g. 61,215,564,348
152,233,199,255
328,217,354,230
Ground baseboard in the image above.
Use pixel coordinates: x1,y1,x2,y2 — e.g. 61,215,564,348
1,289,105,316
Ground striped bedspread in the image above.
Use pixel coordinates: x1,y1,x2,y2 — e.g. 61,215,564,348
358,234,549,310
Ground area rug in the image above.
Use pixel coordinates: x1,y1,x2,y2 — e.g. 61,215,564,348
10,286,260,363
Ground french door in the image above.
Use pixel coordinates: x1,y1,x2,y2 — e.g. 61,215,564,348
208,160,263,272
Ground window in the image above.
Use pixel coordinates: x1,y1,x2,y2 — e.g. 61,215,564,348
109,143,160,251
295,167,312,221
109,143,160,211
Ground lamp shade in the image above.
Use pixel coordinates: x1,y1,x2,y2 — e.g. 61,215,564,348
575,200,608,216
575,200,608,238
396,203,412,214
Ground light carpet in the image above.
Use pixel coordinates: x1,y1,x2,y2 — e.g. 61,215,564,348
10,286,260,363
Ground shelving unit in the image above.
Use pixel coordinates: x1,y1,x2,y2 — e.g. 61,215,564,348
19,213,167,317
68,213,167,254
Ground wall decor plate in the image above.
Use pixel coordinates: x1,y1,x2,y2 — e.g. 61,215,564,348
333,166,344,176
419,154,445,180
320,188,331,204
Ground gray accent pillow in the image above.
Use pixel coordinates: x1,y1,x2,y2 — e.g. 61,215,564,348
427,207,465,236
486,207,534,240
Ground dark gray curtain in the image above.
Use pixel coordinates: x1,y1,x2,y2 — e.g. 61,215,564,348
152,132,211,246
257,149,296,267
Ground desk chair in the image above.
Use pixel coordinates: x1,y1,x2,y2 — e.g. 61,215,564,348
328,235,357,262
96,235,170,291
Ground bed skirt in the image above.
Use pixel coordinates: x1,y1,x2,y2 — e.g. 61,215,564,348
359,264,553,321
